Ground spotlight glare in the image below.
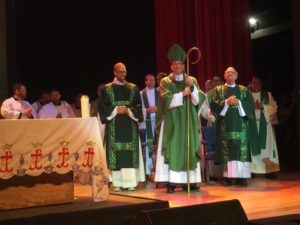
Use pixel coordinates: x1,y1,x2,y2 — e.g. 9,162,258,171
249,17,257,26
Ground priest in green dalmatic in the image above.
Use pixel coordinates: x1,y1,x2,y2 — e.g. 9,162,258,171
210,67,254,186
98,62,145,192
154,44,205,193
249,75,280,177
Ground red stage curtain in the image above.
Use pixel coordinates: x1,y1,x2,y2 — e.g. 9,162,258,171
155,0,252,88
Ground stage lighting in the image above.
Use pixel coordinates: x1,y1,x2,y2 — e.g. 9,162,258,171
249,17,259,33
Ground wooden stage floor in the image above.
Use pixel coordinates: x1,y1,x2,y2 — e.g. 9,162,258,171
75,172,300,220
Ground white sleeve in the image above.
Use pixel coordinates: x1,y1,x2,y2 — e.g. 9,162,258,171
30,106,37,118
169,92,184,108
32,102,38,113
106,106,118,121
190,85,199,106
237,100,246,117
38,105,51,118
106,107,139,122
220,100,229,116
199,97,216,123
220,100,246,117
0,100,21,119
128,109,138,122
24,101,37,118
65,102,76,118
38,107,45,118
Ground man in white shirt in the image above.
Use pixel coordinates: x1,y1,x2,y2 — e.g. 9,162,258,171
249,75,280,177
139,74,158,178
32,90,51,113
1,83,37,119
38,90,75,118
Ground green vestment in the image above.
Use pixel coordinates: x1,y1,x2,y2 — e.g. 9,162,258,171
141,88,158,152
210,84,254,164
248,90,269,155
156,74,205,172
98,82,143,170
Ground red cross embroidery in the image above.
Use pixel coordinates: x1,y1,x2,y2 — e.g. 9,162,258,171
0,151,13,173
29,149,43,170
57,147,69,168
82,147,94,168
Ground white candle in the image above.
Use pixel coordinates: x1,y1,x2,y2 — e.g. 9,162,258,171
81,95,90,118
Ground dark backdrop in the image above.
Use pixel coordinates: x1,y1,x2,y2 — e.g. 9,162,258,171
12,0,156,102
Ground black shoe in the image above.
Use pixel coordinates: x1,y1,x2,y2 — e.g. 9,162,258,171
166,183,175,193
265,172,278,179
235,178,248,187
156,182,167,188
166,186,175,193
222,178,233,186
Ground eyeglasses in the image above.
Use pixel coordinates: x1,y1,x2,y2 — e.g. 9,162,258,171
225,71,236,75
172,62,184,66
115,70,127,74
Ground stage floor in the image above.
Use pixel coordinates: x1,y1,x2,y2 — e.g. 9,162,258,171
0,194,165,220
0,193,169,225
74,172,300,220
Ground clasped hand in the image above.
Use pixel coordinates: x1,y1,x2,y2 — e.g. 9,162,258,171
183,87,191,96
253,100,262,109
147,106,157,113
22,108,32,116
227,95,239,105
185,76,194,87
117,106,129,114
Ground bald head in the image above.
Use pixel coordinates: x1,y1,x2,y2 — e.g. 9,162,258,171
225,67,237,74
204,79,213,93
113,62,126,71
224,66,238,84
113,62,127,83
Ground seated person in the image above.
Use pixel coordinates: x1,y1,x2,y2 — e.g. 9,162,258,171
1,83,37,119
38,89,75,118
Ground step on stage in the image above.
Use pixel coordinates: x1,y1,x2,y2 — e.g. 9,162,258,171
1,173,300,225
0,194,169,225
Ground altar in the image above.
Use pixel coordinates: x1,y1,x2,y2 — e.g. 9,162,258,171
0,117,109,210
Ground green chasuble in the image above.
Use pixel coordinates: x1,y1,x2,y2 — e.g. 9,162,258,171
156,74,204,172
206,89,213,104
98,82,143,170
210,84,255,164
141,88,158,152
248,90,269,155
